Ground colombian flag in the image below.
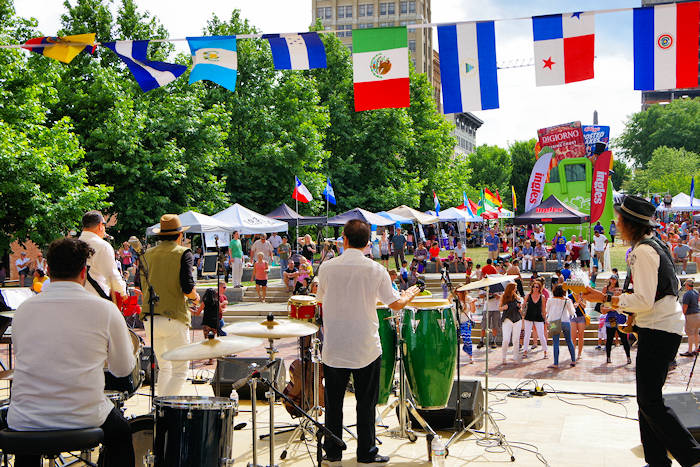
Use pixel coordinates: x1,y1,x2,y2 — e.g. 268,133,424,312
23,33,96,63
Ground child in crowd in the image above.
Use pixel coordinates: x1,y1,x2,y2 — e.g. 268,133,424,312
596,309,607,350
389,270,399,291
253,252,269,303
399,261,409,290
475,264,482,280
561,263,571,281
295,256,313,294
589,265,599,287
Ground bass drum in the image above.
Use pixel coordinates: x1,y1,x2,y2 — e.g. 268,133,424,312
104,329,143,396
130,414,154,467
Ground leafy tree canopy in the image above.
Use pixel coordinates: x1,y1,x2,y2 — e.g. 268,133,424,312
623,146,699,197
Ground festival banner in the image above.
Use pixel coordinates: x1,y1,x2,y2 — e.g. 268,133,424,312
525,150,553,212
590,150,612,223
537,121,587,163
582,125,610,158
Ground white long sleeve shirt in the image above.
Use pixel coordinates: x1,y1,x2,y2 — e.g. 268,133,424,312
8,281,136,430
618,236,685,336
78,231,126,298
546,297,576,323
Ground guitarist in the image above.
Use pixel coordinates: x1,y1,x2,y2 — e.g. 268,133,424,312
584,196,700,467
78,211,126,301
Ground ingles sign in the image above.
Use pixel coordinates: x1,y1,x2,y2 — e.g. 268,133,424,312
590,151,612,224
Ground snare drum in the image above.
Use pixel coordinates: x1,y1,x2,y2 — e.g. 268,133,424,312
288,295,317,322
153,396,236,467
104,329,143,396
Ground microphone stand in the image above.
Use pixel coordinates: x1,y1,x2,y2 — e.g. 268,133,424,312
133,240,158,407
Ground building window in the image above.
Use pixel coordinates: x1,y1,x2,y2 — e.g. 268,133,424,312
380,2,395,16
408,39,416,53
409,1,416,13
317,7,332,19
379,22,394,27
359,3,374,16
336,24,353,37
358,22,373,29
338,5,352,18
400,1,407,14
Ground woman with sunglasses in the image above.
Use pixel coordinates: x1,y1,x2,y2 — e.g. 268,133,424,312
521,279,547,359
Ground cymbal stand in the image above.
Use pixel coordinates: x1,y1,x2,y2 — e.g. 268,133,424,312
444,284,515,462
248,363,263,467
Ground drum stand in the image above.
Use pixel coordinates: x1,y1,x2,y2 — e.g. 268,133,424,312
443,280,515,462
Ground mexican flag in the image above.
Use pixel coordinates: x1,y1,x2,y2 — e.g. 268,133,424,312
352,27,410,111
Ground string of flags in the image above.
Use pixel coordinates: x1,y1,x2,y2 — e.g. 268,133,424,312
10,1,700,113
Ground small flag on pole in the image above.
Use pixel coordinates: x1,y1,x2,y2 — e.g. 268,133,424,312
293,176,313,203
691,177,695,206
512,186,517,212
187,36,238,92
463,192,476,217
433,191,441,215
263,32,327,70
323,178,336,205
103,40,187,92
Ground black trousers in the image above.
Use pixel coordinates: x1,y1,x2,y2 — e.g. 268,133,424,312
636,327,700,467
605,326,631,358
393,251,405,270
323,357,381,461
14,407,135,467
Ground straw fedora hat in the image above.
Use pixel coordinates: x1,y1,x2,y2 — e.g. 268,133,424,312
152,214,190,235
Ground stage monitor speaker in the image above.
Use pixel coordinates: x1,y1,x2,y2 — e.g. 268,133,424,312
408,379,483,431
663,392,700,442
212,357,286,400
201,253,220,276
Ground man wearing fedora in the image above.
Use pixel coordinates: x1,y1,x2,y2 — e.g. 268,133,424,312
585,195,700,467
78,211,126,300
140,214,199,396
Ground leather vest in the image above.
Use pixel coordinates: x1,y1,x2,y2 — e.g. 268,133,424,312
637,237,679,301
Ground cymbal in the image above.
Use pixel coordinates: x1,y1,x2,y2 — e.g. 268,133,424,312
408,298,452,308
161,336,264,361
0,311,14,319
457,275,518,292
224,318,319,339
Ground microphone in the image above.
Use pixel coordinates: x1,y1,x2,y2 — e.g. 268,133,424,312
128,236,143,255
231,360,276,390
416,279,426,293
104,234,114,241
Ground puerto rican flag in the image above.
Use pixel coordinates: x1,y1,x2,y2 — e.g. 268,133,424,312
532,12,595,86
292,176,313,203
633,2,700,90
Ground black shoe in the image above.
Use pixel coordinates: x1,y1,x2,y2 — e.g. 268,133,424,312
680,351,695,357
358,454,390,465
477,342,484,349
606,357,611,364
627,357,632,365
322,455,342,466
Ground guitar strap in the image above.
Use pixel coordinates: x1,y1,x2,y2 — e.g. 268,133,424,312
86,266,111,301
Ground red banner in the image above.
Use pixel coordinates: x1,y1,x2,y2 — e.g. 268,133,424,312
590,150,612,223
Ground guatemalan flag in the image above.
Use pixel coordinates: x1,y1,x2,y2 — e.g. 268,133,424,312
293,176,313,203
532,12,595,86
103,41,187,92
437,21,499,112
433,191,441,215
322,178,336,205
263,32,327,70
633,2,700,91
187,36,238,92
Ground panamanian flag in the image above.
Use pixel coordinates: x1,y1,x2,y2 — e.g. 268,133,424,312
187,36,238,92
633,2,700,91
263,32,326,70
293,176,313,203
103,40,187,92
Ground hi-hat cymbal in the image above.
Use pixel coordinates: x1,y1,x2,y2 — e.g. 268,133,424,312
161,335,264,361
457,275,518,292
224,318,319,339
0,311,15,319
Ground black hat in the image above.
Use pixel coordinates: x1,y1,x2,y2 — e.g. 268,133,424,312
614,195,657,227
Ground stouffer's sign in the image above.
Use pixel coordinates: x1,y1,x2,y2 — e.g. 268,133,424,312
590,151,612,224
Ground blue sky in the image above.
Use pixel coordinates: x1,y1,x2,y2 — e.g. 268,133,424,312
15,1,647,148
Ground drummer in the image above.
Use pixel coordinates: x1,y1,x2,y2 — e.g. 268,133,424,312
317,219,419,466
8,237,136,467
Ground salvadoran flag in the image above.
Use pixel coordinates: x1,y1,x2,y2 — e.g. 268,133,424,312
322,178,336,205
633,2,700,91
433,191,441,215
103,40,187,92
263,32,326,70
187,36,238,92
532,12,595,86
437,21,499,112
293,176,313,203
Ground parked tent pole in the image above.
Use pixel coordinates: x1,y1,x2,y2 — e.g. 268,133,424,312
296,196,300,254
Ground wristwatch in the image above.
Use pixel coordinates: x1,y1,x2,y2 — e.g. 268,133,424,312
604,292,613,306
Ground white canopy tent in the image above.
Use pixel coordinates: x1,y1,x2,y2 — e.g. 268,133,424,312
387,205,439,224
656,193,700,212
498,208,514,219
426,207,483,223
205,203,288,246
146,210,235,236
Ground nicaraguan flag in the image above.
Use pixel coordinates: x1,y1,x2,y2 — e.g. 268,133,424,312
633,2,700,91
187,36,238,92
437,21,499,112
263,32,327,70
103,40,187,92
323,178,336,205
293,176,313,203
433,191,441,215
691,177,696,206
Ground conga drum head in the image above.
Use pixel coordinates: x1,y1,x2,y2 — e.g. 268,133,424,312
288,295,318,321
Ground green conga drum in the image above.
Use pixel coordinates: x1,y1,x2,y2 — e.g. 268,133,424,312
402,299,457,409
377,304,397,405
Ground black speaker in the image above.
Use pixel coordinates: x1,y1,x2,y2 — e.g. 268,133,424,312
664,392,700,441
211,357,286,400
408,380,483,430
140,346,158,386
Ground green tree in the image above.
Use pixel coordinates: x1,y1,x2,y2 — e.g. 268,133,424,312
508,139,537,214
610,158,631,191
623,146,699,196
617,98,700,168
467,144,512,198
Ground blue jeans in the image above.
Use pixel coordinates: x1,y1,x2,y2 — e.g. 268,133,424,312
556,250,566,269
279,258,288,279
552,321,576,365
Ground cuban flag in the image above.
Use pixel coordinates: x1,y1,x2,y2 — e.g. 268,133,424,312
293,176,313,203
322,178,336,205
103,40,187,92
187,36,238,92
433,191,441,215
532,12,595,86
633,2,700,91
437,21,499,112
263,32,327,70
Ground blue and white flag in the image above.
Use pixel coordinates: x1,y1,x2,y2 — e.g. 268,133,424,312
323,178,336,205
187,36,238,92
103,40,187,92
691,177,696,207
463,192,476,217
433,191,441,215
263,32,326,70
437,21,499,113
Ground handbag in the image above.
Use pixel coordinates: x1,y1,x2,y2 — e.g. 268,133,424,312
548,300,566,335
585,313,591,326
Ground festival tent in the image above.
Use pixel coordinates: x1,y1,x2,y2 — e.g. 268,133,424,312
145,210,235,236
513,195,590,225
656,193,700,212
266,203,327,226
377,211,413,224
387,205,439,224
498,208,514,219
201,203,288,246
464,198,498,220
326,208,395,226
427,207,483,223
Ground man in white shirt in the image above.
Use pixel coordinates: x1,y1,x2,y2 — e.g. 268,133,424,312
268,232,283,256
592,230,608,271
250,235,274,264
78,211,126,300
533,226,546,245
317,220,419,465
14,251,31,287
8,237,136,466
